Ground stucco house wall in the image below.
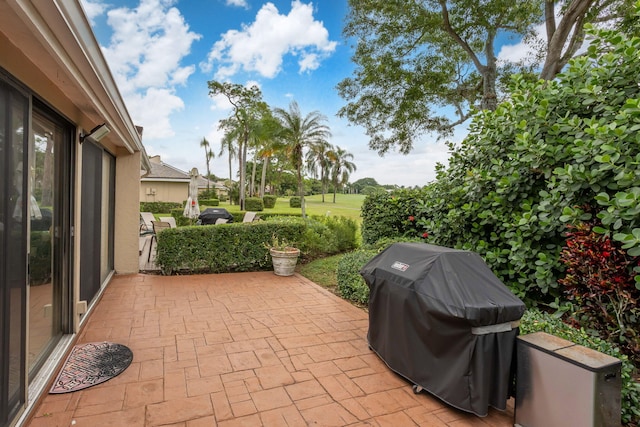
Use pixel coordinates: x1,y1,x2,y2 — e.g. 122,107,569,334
0,1,150,426
140,155,229,204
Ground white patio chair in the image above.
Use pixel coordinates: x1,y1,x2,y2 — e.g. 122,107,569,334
242,211,257,222
158,216,177,228
140,212,156,234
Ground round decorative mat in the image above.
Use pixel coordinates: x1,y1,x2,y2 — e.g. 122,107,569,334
49,342,133,394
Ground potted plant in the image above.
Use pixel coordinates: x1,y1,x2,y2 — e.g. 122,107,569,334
265,235,300,276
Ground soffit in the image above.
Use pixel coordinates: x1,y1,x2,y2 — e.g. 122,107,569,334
0,0,150,171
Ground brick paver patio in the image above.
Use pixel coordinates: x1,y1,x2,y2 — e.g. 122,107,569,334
27,272,514,426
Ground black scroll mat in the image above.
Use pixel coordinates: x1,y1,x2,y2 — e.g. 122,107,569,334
49,342,133,394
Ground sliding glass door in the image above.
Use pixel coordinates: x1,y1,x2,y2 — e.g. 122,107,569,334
0,77,28,427
0,75,74,427
27,107,70,378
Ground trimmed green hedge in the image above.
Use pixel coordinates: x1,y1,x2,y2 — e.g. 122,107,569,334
263,195,277,208
154,218,306,274
140,202,182,214
245,197,264,211
199,199,219,206
289,197,301,208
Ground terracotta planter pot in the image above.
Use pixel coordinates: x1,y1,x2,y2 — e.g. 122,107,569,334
269,247,300,276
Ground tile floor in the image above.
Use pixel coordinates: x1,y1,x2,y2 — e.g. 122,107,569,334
27,272,514,426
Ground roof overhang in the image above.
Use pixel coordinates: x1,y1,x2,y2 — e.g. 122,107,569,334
0,0,151,172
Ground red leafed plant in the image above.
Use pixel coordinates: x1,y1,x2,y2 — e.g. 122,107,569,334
559,219,640,364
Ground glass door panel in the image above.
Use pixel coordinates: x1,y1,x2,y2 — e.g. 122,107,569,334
28,110,62,376
0,79,28,427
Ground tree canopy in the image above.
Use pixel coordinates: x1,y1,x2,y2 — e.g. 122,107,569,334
338,0,635,155
208,81,266,210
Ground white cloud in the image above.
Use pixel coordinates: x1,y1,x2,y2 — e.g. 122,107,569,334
126,88,185,139
226,0,249,8
80,0,107,25
498,18,547,65
100,0,201,138
201,0,337,79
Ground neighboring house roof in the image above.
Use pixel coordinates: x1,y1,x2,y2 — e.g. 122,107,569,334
198,176,228,192
140,155,228,191
141,156,191,182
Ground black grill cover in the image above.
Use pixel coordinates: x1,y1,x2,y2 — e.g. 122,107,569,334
198,208,234,225
360,242,525,417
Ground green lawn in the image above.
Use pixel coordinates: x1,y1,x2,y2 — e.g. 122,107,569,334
214,193,365,222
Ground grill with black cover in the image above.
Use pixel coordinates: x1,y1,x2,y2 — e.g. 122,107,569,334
197,207,234,225
360,242,525,417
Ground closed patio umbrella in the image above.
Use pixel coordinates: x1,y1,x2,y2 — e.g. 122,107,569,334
183,167,200,219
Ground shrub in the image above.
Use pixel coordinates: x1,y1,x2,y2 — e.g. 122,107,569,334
390,21,640,303
154,218,306,274
360,188,430,245
300,216,358,258
336,250,377,304
245,197,264,211
140,201,181,214
199,199,219,206
558,217,640,364
362,235,425,251
170,208,194,227
521,308,640,425
199,188,217,199
289,197,301,208
263,195,277,208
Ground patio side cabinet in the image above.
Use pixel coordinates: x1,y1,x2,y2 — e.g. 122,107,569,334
515,332,622,427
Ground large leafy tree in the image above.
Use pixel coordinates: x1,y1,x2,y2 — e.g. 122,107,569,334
338,0,634,155
273,101,331,218
540,0,635,79
338,0,542,154
209,81,266,210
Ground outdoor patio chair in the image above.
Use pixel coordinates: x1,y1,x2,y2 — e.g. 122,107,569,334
140,212,156,234
148,220,172,262
158,216,177,228
242,211,258,222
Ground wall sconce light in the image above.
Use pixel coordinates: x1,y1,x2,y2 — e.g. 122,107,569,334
80,123,110,143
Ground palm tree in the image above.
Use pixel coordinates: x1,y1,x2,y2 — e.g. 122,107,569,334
273,101,331,218
219,132,237,205
328,146,356,203
306,140,333,203
248,110,282,197
200,137,214,193
256,115,284,197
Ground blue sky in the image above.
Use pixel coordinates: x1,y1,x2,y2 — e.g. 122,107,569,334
81,0,535,187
